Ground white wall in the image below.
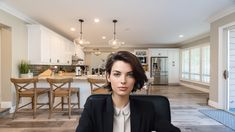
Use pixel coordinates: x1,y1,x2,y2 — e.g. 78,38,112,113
0,9,28,108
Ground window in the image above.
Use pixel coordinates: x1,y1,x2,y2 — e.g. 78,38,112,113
201,46,210,83
182,50,189,79
181,44,210,83
190,48,200,81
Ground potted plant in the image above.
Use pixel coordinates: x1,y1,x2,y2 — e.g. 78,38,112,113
18,60,32,78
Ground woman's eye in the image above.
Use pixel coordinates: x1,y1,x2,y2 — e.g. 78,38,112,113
113,73,121,76
127,73,134,77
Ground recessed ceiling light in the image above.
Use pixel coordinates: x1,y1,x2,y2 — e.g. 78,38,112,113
94,18,100,23
70,27,76,31
102,36,106,39
179,35,184,38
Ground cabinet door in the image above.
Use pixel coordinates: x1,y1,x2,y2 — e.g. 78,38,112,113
149,49,168,57
28,24,75,65
168,49,179,84
41,29,51,63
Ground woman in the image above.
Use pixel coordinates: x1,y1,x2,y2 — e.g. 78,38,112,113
76,51,180,132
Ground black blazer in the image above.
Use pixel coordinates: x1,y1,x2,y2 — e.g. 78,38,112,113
76,95,180,132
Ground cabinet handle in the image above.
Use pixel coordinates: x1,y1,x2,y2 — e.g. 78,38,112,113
49,58,51,63
57,59,59,63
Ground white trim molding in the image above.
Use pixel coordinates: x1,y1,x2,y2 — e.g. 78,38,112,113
208,5,235,23
1,101,12,108
0,1,38,24
180,82,209,93
208,99,222,109
1,101,14,113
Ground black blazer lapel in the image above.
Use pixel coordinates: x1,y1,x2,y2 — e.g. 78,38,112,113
103,96,114,132
130,98,141,132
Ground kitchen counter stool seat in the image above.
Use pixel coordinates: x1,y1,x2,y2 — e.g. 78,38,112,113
10,77,50,119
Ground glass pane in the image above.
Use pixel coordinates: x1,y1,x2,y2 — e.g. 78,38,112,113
202,46,210,83
190,48,200,81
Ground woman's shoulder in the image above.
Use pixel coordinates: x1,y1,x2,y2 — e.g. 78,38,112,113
85,94,112,108
130,97,155,109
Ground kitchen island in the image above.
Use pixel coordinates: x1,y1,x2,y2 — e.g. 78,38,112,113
36,74,106,108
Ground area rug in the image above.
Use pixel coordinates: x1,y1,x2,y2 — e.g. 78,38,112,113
199,109,235,130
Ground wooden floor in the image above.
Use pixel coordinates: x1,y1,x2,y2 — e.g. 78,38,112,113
0,85,234,132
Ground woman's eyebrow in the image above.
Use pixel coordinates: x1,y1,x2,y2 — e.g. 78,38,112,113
112,70,133,73
112,70,121,73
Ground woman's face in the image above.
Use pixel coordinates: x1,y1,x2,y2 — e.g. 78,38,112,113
107,60,136,97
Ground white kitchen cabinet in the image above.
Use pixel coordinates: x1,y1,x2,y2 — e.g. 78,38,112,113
149,48,168,57
27,24,78,65
28,25,51,64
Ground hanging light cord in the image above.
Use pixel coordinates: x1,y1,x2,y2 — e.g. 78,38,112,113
79,19,84,39
113,19,117,40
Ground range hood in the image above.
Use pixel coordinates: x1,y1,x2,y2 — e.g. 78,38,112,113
72,54,83,65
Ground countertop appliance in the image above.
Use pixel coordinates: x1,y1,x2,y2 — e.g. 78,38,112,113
75,66,82,76
150,57,168,85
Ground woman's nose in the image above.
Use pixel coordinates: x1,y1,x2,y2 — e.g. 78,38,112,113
120,76,127,84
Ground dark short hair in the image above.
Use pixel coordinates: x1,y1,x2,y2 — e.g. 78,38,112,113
105,51,148,92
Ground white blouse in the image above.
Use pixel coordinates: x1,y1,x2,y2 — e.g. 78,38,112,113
113,102,131,132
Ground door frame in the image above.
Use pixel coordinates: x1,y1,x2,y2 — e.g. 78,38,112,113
218,22,235,110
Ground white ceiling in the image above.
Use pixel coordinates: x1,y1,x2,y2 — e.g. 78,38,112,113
1,0,235,48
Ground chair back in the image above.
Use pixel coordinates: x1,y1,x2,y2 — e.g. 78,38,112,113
87,94,171,122
87,78,108,94
46,78,73,93
10,77,38,94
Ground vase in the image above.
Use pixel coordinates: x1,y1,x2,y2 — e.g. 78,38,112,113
20,73,33,78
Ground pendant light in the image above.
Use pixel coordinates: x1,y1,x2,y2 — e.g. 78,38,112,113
108,19,124,49
74,19,90,46
93,48,102,56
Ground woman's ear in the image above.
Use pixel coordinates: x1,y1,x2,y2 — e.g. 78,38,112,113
106,73,111,82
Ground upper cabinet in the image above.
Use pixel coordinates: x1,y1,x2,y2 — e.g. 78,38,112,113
134,49,149,72
134,49,148,65
149,48,168,57
27,24,83,65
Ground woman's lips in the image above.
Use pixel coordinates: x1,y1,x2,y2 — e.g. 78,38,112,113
118,87,128,91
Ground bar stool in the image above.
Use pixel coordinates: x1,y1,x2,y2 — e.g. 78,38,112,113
87,78,110,94
10,77,50,119
46,78,79,119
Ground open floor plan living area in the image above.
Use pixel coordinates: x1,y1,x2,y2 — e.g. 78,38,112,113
1,0,235,132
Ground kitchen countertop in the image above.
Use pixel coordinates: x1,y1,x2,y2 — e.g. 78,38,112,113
38,73,106,81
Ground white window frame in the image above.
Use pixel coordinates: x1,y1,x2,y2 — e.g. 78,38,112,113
180,43,210,85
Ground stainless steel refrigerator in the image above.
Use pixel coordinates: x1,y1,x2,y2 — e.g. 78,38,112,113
150,57,168,85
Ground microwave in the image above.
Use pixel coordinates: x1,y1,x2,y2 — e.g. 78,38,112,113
137,57,147,64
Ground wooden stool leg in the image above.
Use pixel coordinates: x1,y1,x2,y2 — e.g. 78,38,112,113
62,97,64,111
77,91,80,109
33,96,37,119
48,91,50,111
68,96,71,119
13,96,20,119
49,94,53,119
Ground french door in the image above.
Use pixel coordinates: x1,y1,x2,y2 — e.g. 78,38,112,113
225,25,235,114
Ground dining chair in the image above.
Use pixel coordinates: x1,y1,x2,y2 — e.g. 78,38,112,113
46,77,79,119
87,78,110,94
10,77,50,119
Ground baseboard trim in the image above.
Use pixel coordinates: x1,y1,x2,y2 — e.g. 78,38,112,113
1,101,14,113
179,82,209,93
208,99,221,109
